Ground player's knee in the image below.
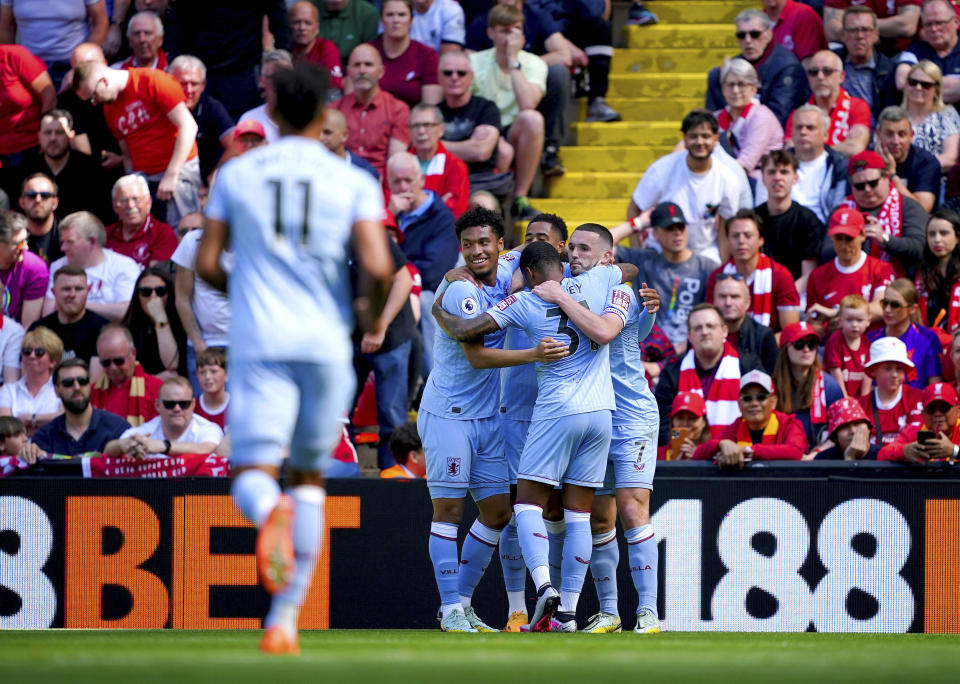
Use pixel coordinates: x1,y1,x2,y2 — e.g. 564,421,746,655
616,488,651,528
432,498,464,524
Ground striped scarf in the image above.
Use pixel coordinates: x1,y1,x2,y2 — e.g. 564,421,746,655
843,186,903,274
678,342,741,429
811,368,826,425
735,412,780,446
721,254,774,327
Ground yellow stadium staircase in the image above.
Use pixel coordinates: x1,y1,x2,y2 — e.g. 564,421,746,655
532,0,755,229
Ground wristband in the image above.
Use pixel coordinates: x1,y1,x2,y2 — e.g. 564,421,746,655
630,215,645,234
162,439,172,455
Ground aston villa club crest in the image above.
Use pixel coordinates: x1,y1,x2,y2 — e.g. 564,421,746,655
446,457,461,477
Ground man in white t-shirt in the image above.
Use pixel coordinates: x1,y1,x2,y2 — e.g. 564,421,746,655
42,211,141,323
237,50,294,144
628,109,741,264
103,375,222,457
0,284,24,385
411,0,465,54
171,215,232,394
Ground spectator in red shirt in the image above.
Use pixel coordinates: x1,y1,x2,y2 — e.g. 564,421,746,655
113,11,167,70
807,207,896,336
693,369,807,467
331,44,411,178
105,174,177,267
91,323,163,426
879,381,960,462
193,345,228,430
372,0,441,108
809,396,878,460
404,103,469,217
823,294,873,398
71,61,201,226
657,391,711,460
857,336,924,446
318,108,380,181
289,1,343,93
704,208,800,332
786,50,871,157
763,0,827,65
0,45,57,200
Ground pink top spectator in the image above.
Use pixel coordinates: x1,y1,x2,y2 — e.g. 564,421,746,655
0,250,50,322
715,101,784,177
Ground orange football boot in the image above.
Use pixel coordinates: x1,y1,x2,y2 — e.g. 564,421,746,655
256,494,295,594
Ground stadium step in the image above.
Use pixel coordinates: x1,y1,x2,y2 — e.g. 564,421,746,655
546,172,640,199
530,198,628,219
577,96,703,121
558,145,672,171
644,0,755,25
612,48,734,74
609,73,707,99
622,24,737,49
573,121,682,147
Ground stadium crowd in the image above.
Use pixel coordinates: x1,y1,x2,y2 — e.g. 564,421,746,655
0,0,959,479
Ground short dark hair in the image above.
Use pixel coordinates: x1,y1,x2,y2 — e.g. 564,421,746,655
0,415,25,440
687,302,725,329
681,108,719,134
21,172,58,197
273,62,330,131
53,264,87,283
760,149,798,172
196,346,227,370
519,240,562,276
41,108,74,131
572,223,614,250
53,357,89,385
527,213,567,242
389,422,422,465
455,206,504,240
727,208,765,240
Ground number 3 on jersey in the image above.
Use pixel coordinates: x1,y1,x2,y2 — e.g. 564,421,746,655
267,178,311,245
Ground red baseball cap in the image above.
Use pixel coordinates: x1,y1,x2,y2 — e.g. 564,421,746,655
828,207,865,238
670,391,706,418
827,397,873,438
848,150,885,177
779,321,820,349
922,382,958,409
234,119,266,140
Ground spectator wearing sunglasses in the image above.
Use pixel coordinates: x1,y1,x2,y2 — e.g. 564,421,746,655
27,357,130,458
103,375,222,459
18,173,64,265
867,278,943,388
0,326,64,436
894,0,960,103
773,321,843,447
105,175,178,268
0,209,49,330
123,266,187,380
841,149,928,278
785,49,871,157
91,323,162,426
899,60,959,172
693,369,807,467
706,10,808,127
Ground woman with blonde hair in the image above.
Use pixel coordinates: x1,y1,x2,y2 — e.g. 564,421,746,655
867,278,943,388
902,60,960,171
0,327,64,435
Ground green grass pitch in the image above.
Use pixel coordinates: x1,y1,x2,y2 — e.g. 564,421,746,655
3,631,960,683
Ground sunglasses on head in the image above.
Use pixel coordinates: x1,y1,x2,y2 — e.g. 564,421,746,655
907,76,937,90
806,66,838,77
735,29,763,39
161,399,192,410
22,191,55,200
880,299,905,310
441,69,468,77
852,178,882,191
792,339,818,351
740,392,770,404
101,355,129,367
21,347,46,358
716,272,745,282
138,285,168,297
59,376,90,388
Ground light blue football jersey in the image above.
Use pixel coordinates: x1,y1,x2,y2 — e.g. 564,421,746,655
604,284,659,428
487,265,622,421
419,252,520,419
204,136,383,364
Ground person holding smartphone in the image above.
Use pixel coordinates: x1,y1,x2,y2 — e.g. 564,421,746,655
879,382,960,463
657,391,710,460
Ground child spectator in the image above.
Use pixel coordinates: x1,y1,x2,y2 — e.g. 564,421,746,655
823,294,872,398
857,337,924,446
193,346,228,430
380,421,426,479
811,397,878,461
0,415,27,458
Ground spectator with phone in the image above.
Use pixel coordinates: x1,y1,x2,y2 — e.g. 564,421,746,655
879,382,960,463
693,369,808,468
657,391,710,460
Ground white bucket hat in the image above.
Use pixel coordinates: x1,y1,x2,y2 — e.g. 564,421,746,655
865,336,914,369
